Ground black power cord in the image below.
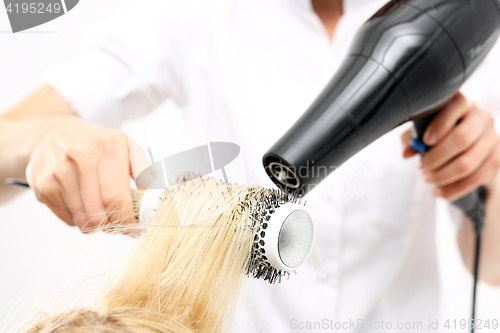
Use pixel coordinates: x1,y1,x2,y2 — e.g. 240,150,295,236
455,186,486,333
471,232,482,333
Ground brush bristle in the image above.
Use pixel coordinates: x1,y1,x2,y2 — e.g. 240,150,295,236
239,188,303,283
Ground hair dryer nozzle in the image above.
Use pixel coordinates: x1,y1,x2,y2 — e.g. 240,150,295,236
263,156,303,194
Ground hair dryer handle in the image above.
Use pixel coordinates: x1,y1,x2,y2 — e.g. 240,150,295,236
411,116,486,234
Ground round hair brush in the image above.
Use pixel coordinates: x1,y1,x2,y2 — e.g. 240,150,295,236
6,177,315,284
132,179,315,283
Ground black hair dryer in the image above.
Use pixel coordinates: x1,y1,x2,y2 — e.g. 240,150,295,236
263,1,500,329
264,0,500,228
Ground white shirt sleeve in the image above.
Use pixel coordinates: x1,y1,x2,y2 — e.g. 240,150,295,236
45,0,191,128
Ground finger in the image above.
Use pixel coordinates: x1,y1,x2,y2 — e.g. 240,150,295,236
67,147,107,231
423,128,499,187
26,146,76,228
43,195,76,228
424,93,471,145
98,135,138,235
421,109,484,171
38,177,76,227
401,128,412,145
53,158,94,232
401,128,417,158
403,145,418,159
432,147,500,201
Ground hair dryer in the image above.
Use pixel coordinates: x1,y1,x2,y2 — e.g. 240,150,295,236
263,0,500,330
264,0,500,226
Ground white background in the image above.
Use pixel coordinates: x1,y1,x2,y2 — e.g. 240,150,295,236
0,1,499,332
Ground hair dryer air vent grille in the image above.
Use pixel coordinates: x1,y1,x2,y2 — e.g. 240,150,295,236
268,162,301,189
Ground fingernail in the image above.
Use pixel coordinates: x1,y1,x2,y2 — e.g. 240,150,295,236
424,131,437,145
419,161,429,170
431,188,439,196
422,173,429,182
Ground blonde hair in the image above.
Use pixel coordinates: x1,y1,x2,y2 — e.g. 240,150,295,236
21,177,274,333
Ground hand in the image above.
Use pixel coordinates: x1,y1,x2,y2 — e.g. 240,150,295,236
26,116,149,235
401,92,500,201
